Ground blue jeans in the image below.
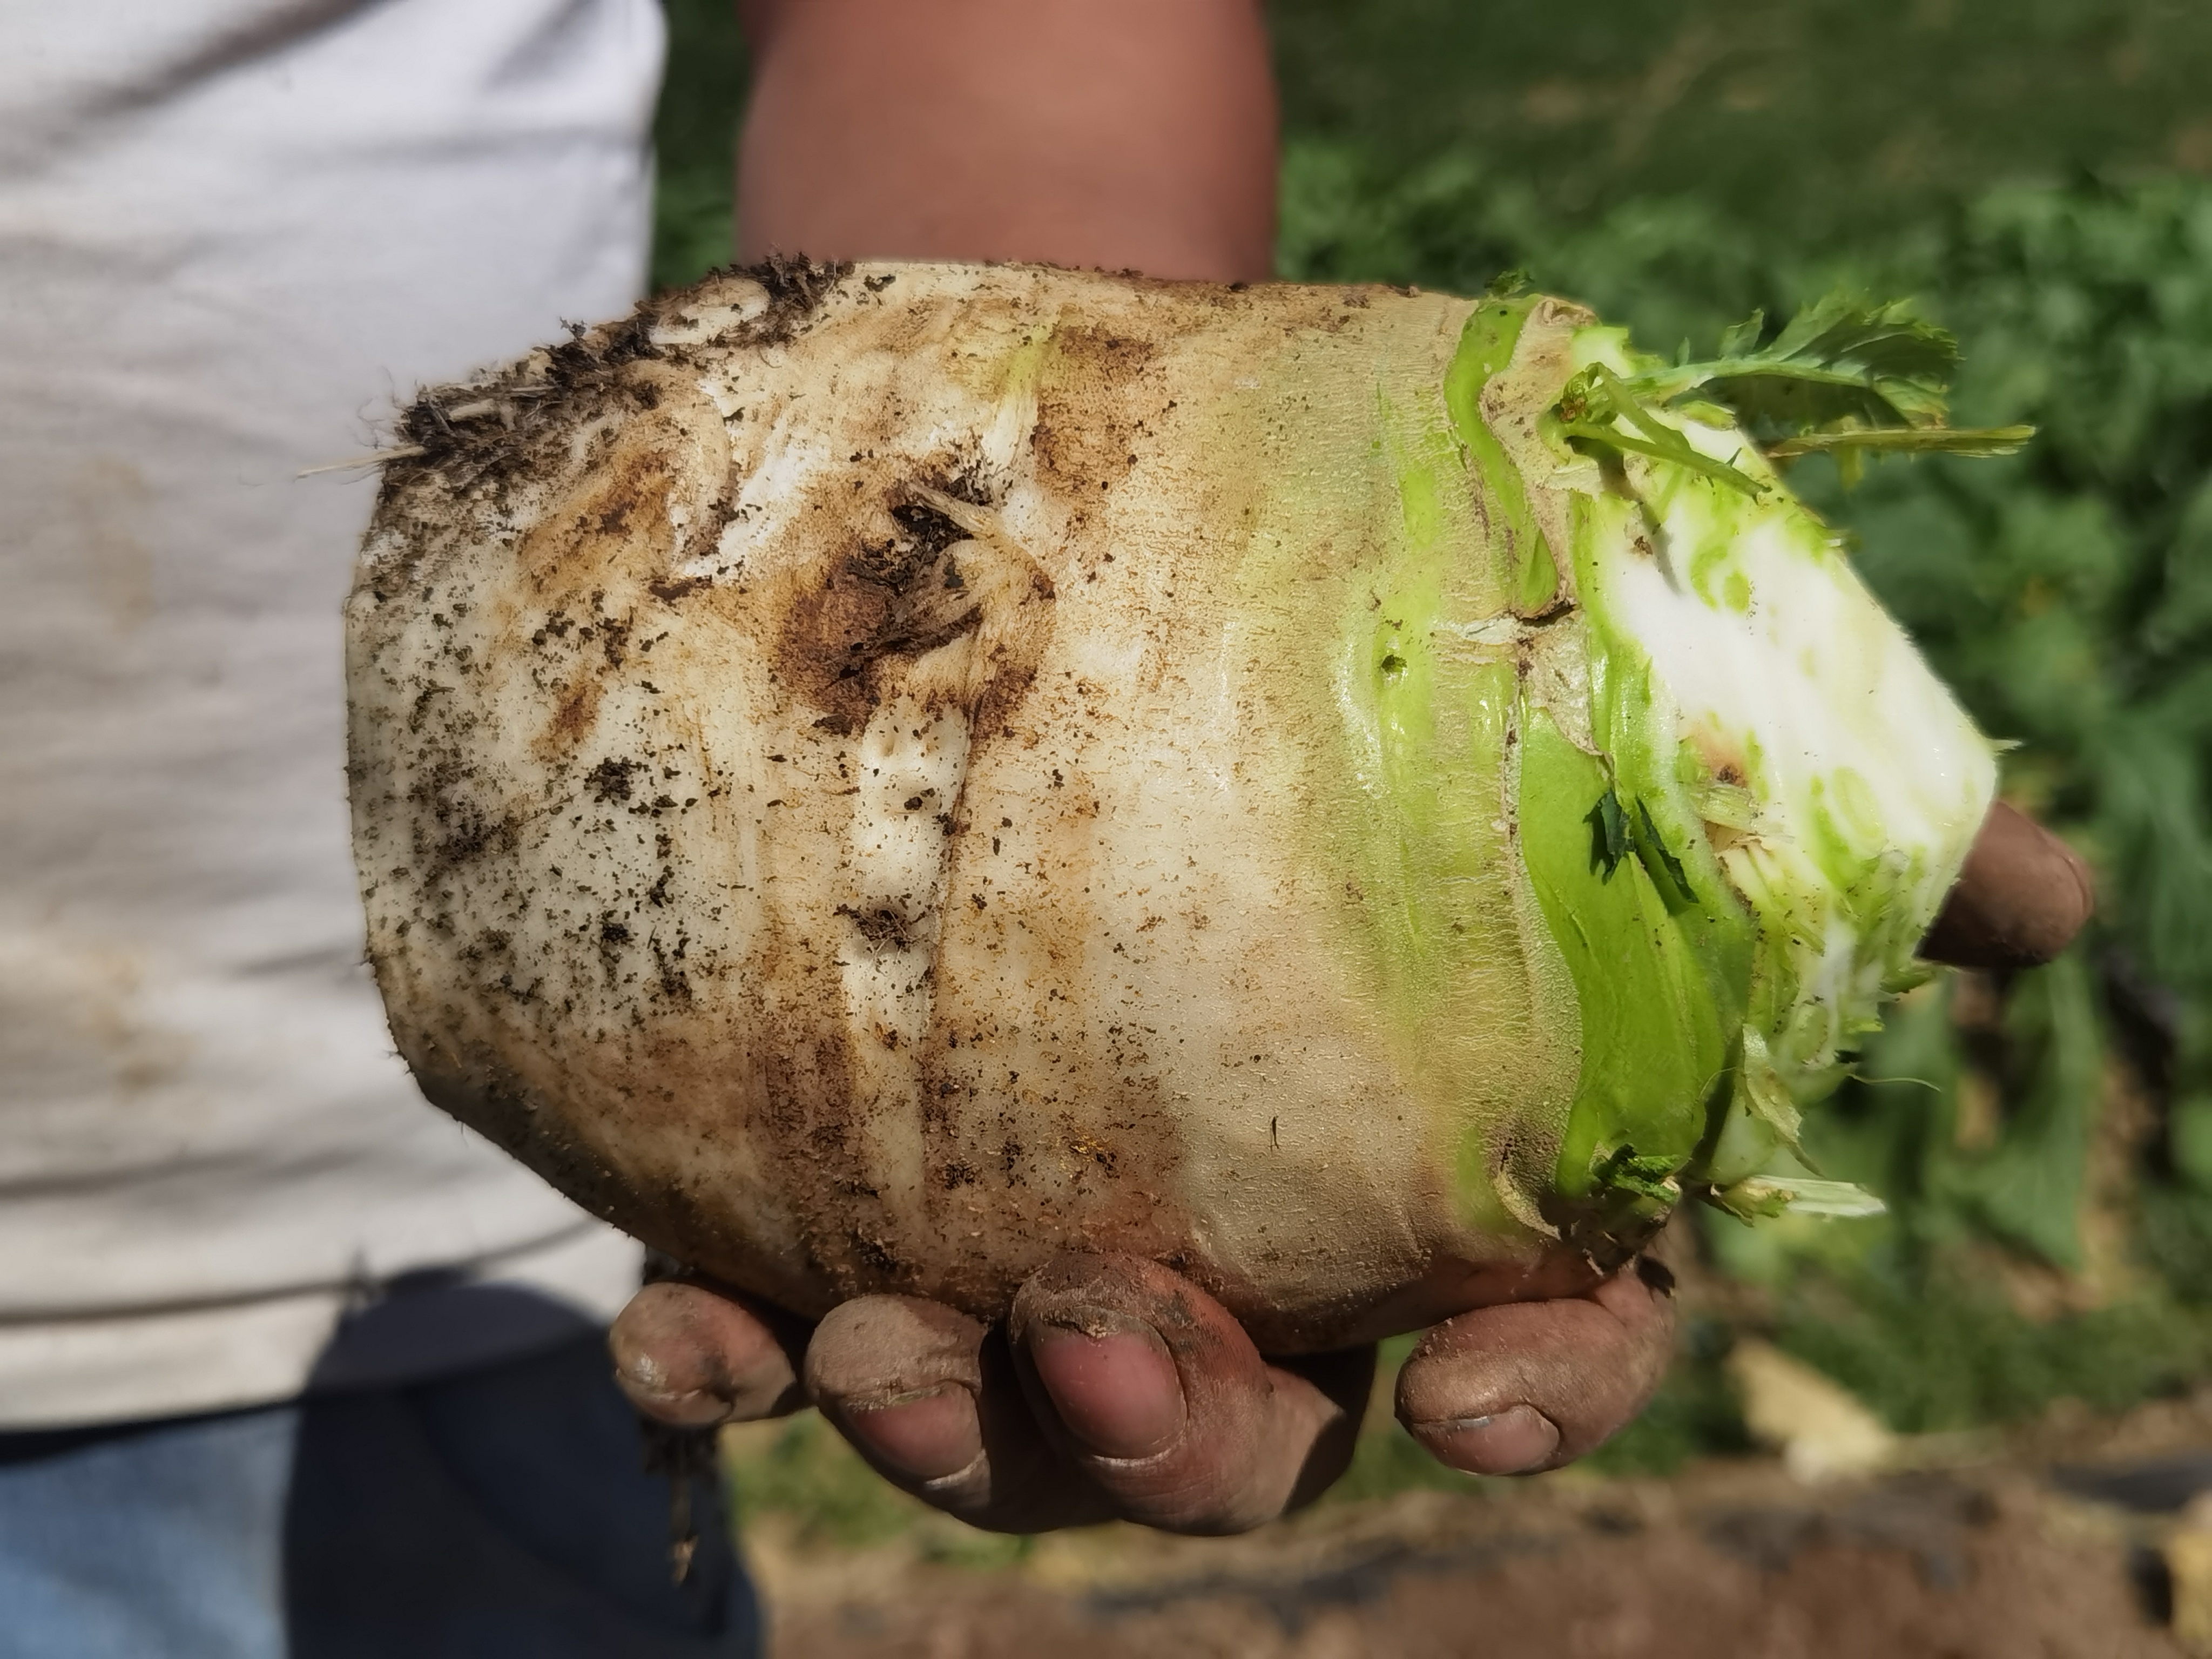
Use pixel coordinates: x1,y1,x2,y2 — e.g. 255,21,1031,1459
0,1334,760,1658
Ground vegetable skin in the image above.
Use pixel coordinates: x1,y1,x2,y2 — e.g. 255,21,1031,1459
346,261,1994,1350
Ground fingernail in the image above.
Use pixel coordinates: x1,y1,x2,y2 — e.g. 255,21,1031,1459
610,1344,729,1427
840,1383,981,1482
1413,1403,1561,1475
615,1381,734,1428
1027,1310,1183,1460
611,1346,668,1393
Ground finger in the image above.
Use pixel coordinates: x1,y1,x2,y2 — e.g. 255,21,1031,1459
1009,1255,1375,1535
1395,1255,1675,1476
805,1295,1111,1533
609,1279,808,1427
1921,799,2094,969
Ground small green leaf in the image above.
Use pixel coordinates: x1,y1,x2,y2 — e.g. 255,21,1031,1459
1593,1145,1683,1204
1559,364,1768,498
1612,292,2015,467
1588,787,1631,879
1669,399,1739,428
1765,424,2035,460
1560,421,1769,497
1560,293,2035,483
1706,1175,1886,1222
1631,798,1697,911
1584,789,1696,903
1716,309,1766,360
1763,292,1957,383
1705,1179,1793,1223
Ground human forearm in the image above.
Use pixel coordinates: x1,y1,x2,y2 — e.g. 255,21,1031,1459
733,0,1277,281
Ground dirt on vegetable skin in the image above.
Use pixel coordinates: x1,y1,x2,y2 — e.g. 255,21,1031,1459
350,259,1595,1355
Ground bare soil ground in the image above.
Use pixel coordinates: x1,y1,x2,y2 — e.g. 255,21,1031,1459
744,1398,2212,1659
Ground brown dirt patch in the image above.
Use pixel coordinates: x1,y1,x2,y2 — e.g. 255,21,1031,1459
748,1460,2183,1659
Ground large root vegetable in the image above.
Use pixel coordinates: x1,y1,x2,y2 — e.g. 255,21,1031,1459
347,261,2002,1351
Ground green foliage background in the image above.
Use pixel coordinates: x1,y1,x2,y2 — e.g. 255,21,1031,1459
654,0,2212,1508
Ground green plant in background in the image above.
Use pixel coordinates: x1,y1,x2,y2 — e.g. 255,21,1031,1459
1269,0,2212,243
651,0,745,293
653,0,2212,1496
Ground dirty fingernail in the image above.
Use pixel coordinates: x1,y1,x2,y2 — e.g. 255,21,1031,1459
611,1327,726,1425
1027,1311,1183,1460
840,1384,981,1481
1412,1404,1561,1475
616,1378,735,1427
611,1344,668,1394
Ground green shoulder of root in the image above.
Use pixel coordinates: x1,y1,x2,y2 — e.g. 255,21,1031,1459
1453,288,2010,1242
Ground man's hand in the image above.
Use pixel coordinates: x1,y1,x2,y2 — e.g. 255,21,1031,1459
609,799,2092,1534
614,1250,1670,1534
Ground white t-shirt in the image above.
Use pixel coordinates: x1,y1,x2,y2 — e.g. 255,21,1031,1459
0,0,671,1427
